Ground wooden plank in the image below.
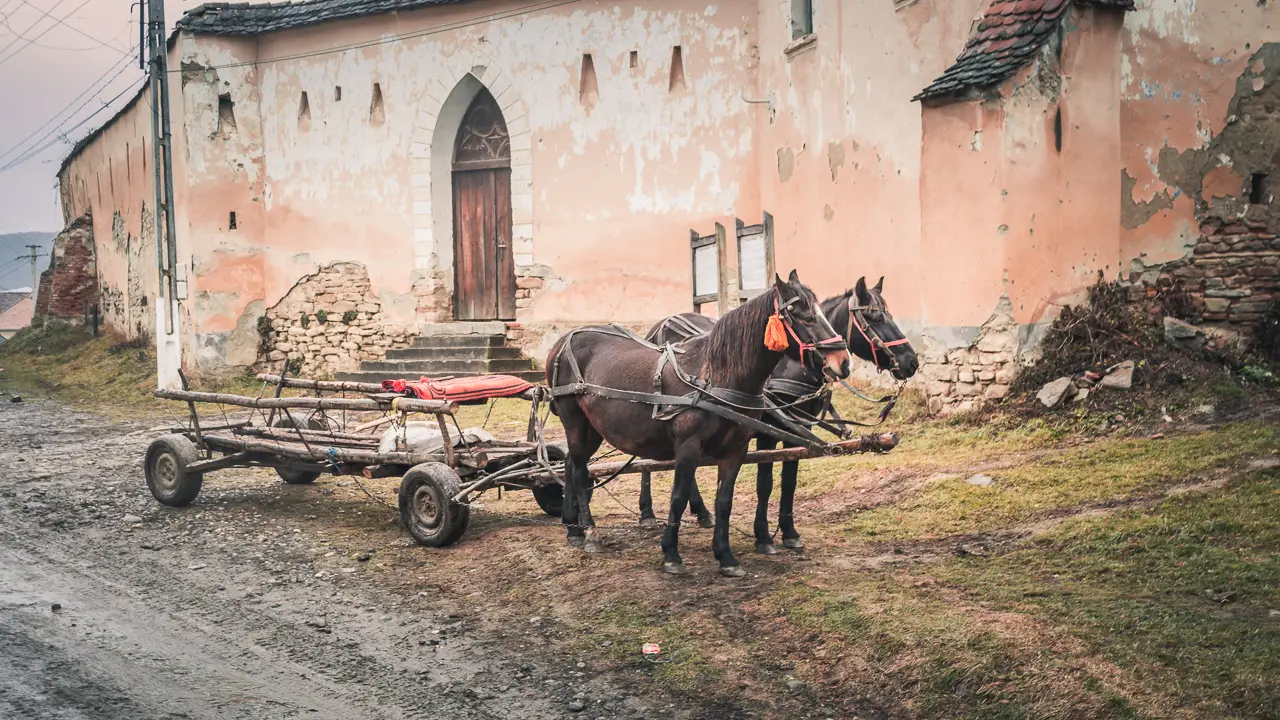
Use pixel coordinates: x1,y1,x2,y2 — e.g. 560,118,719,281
495,167,517,320
154,389,456,415
198,431,488,469
255,374,385,393
715,222,729,317
453,170,489,320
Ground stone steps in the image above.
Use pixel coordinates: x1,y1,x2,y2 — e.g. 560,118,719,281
336,326,544,386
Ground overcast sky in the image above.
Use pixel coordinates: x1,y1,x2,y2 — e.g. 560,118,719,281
0,0,186,234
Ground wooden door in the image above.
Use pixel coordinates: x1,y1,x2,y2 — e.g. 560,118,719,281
452,88,515,320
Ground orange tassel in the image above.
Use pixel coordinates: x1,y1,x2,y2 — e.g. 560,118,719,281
764,313,789,351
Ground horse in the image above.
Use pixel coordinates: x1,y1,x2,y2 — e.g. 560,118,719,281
545,271,852,577
636,276,919,553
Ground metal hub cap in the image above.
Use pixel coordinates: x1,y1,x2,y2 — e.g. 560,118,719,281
154,453,179,492
412,485,441,530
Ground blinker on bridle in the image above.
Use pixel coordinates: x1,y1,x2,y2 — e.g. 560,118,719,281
847,295,910,376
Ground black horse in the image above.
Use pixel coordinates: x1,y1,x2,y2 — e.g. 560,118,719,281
546,271,852,577
637,276,919,553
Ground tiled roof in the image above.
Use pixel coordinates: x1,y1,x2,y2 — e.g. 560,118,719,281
177,0,476,35
913,0,1132,103
0,291,29,315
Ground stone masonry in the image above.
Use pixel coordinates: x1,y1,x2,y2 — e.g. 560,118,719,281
918,296,1020,414
259,262,420,378
34,213,99,322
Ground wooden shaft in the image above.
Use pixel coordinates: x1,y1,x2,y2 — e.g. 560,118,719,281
256,374,386,394
155,389,456,415
509,433,898,482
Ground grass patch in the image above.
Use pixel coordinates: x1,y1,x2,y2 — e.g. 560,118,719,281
0,323,263,417
931,468,1280,719
847,422,1277,540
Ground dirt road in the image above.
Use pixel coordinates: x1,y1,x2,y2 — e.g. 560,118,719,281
0,399,666,720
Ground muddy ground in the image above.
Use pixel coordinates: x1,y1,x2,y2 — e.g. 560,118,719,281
0,398,688,720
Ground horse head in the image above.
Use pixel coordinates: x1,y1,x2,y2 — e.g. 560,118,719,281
774,270,852,380
842,276,918,381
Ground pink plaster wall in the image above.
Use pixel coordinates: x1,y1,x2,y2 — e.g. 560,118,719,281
1119,0,1277,269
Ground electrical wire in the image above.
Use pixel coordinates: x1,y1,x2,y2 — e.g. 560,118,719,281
0,0,94,67
0,74,146,174
0,0,70,56
0,47,135,163
9,0,127,52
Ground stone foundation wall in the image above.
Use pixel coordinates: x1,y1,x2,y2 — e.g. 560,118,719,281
917,297,1022,414
258,262,430,378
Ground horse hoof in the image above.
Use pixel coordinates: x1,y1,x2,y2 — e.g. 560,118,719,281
584,540,605,554
639,516,658,529
720,565,747,578
782,538,806,550
662,562,689,575
566,536,585,548
756,543,778,555
696,514,714,529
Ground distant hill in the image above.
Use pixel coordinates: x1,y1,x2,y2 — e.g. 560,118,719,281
0,231,57,291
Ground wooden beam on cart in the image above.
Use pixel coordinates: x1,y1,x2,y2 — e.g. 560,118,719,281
155,389,456,415
196,431,487,469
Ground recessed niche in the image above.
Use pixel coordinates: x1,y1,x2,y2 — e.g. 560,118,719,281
1250,172,1271,204
229,211,238,230
369,82,385,126
629,50,638,70
297,91,311,131
579,54,599,106
334,86,342,101
218,93,237,136
669,46,685,93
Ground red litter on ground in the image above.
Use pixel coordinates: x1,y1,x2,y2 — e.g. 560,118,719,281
641,643,661,656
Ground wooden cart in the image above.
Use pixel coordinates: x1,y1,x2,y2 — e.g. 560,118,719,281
145,373,898,547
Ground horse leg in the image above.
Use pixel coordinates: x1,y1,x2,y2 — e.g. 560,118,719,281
779,450,804,550
563,453,584,547
687,472,714,529
571,435,605,553
661,448,699,575
712,459,746,577
754,434,779,555
638,470,657,528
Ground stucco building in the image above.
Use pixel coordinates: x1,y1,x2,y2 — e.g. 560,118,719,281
56,0,1279,407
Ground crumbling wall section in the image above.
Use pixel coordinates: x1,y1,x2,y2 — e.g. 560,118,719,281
258,262,420,378
1127,43,1280,339
34,214,99,322
918,296,1021,414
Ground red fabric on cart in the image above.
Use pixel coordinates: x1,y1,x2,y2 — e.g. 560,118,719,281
380,375,534,403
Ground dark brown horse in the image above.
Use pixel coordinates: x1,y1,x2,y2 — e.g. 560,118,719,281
546,271,852,577
638,276,919,552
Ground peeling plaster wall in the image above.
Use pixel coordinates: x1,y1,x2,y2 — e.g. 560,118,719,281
57,89,158,340
752,0,989,351
168,0,759,374
1119,0,1276,269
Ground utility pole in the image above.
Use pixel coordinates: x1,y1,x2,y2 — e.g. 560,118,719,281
143,0,182,388
24,244,46,291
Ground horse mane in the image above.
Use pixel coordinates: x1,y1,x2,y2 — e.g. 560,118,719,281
694,289,778,384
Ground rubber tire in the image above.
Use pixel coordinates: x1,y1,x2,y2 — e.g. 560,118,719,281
145,434,203,507
530,443,568,517
398,462,470,547
272,411,325,485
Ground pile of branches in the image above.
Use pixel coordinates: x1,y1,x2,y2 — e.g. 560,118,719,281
1013,274,1193,393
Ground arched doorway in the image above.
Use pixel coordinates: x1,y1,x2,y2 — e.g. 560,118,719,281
452,87,515,320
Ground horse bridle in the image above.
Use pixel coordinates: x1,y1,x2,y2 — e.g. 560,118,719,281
847,295,910,377
774,292,848,367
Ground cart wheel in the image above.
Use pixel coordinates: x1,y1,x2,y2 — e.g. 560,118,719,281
145,434,203,507
398,463,470,547
530,443,568,517
272,412,325,484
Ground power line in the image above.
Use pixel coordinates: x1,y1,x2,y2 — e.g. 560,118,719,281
0,74,146,174
0,0,94,68
11,0,126,51
0,0,69,56
170,0,583,73
0,47,135,163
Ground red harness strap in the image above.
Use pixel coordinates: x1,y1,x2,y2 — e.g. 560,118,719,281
848,299,909,372
775,296,843,355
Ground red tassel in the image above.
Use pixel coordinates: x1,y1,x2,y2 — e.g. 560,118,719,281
764,313,789,351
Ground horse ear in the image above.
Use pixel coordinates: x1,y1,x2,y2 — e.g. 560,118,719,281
874,276,884,293
774,273,789,295
788,269,800,284
855,276,869,303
